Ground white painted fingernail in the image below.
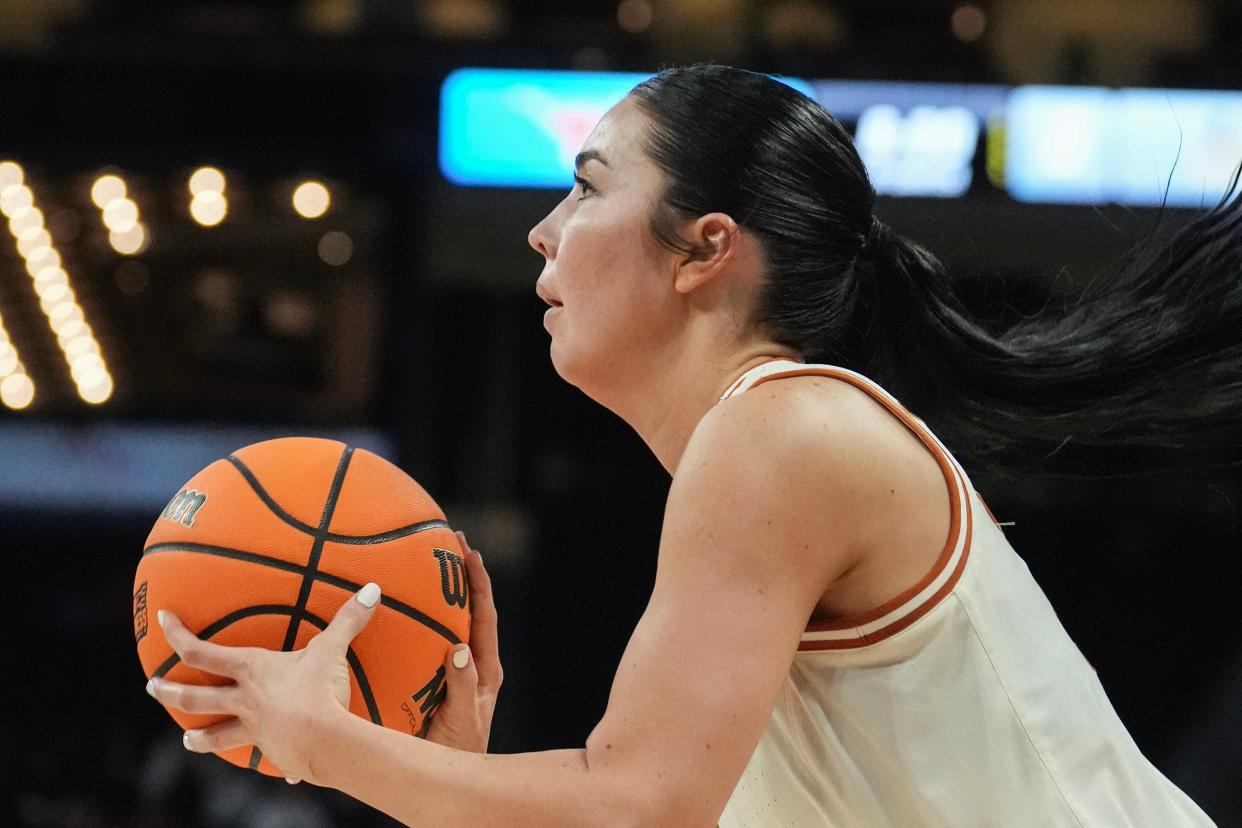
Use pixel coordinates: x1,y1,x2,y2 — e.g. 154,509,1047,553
157,610,167,629
357,582,381,608
286,776,300,785
145,679,156,698
453,645,470,669
183,730,198,751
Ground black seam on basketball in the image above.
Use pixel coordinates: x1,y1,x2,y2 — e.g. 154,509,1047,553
141,542,462,645
324,518,450,545
225,455,319,537
152,604,382,725
282,446,354,652
142,542,304,574
227,453,451,544
247,746,263,770
315,572,462,645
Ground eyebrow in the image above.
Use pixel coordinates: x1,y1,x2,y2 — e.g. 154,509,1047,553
574,149,610,170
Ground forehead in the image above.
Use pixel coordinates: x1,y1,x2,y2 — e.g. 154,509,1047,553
576,96,649,172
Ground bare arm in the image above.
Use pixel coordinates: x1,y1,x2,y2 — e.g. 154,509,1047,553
304,387,867,825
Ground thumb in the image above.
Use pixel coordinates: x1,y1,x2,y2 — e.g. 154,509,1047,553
318,582,381,651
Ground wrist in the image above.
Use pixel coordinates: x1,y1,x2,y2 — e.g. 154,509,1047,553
301,703,364,787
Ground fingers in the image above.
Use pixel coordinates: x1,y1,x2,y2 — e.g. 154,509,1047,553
147,676,240,715
435,643,478,727
180,721,305,785
159,610,248,680
423,642,490,752
316,582,381,653
457,532,503,693
446,643,478,695
182,718,250,753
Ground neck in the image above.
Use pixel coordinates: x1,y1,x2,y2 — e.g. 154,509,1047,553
597,330,801,476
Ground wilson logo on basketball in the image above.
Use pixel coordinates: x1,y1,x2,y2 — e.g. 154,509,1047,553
161,489,207,527
432,548,468,608
413,666,447,715
133,582,149,643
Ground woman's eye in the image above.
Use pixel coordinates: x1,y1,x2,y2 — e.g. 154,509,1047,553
573,175,595,200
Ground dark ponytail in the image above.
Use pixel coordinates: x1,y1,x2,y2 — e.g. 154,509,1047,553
855,168,1242,480
632,64,1242,479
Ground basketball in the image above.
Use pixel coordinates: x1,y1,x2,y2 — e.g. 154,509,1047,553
132,436,471,777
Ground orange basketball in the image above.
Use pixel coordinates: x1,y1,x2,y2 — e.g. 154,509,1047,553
132,436,470,777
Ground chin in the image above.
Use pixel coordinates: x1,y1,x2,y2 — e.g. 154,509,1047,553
548,339,606,400
547,339,581,386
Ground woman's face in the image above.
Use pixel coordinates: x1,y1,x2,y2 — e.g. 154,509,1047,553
527,96,682,393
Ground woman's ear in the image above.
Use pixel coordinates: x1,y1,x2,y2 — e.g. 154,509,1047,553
673,213,740,295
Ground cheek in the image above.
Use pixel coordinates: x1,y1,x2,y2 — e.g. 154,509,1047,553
554,211,672,347
561,213,658,301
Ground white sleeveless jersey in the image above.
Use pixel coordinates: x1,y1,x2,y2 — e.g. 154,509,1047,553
716,359,1213,828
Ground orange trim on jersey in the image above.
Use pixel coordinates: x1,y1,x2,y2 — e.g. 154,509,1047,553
798,461,973,651
721,370,751,400
732,365,973,651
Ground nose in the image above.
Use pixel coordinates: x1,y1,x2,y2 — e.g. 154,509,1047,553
527,208,557,260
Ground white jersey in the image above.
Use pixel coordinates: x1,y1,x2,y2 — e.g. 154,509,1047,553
717,359,1213,828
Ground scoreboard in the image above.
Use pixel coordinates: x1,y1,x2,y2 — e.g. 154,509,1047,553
438,68,1242,208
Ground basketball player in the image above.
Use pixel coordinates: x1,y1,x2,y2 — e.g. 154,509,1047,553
148,65,1234,825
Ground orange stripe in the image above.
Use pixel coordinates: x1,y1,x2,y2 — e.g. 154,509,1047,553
721,370,751,400
738,365,971,648
798,460,973,651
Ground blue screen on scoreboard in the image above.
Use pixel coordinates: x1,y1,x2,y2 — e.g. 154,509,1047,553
438,68,814,189
1004,86,1242,207
438,68,1242,207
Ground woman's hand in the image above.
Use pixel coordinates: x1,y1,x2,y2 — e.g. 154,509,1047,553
423,530,504,754
146,529,502,783
147,581,383,786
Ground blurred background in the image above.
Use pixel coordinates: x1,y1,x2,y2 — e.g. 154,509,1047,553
1,0,1240,825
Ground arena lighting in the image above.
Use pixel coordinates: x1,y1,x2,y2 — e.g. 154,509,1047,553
1,165,114,405
0,160,22,189
0,316,35,411
190,190,228,226
187,166,229,227
10,206,45,240
110,223,147,255
188,166,226,196
90,174,126,208
90,171,149,256
102,198,139,233
292,180,331,219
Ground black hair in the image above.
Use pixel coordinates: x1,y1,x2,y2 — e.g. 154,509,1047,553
630,64,1242,480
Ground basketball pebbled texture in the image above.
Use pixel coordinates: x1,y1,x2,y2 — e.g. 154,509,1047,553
133,437,471,777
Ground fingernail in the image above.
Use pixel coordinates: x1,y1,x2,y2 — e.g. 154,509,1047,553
157,610,167,629
453,645,470,669
357,582,381,608
145,678,157,698
286,776,300,785
183,730,199,751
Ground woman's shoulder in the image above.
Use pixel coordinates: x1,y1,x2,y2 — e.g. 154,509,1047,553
698,367,905,467
684,372,902,530
687,369,951,598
